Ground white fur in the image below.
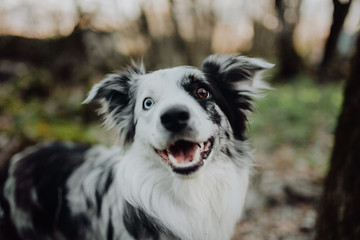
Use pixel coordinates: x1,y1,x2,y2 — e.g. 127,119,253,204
73,61,262,239
67,65,253,239
134,67,216,150
118,141,249,240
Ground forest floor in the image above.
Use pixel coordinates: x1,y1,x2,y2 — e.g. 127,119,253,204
233,151,323,240
231,77,342,239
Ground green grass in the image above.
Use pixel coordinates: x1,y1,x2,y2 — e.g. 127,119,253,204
0,76,98,144
2,99,98,143
249,75,343,175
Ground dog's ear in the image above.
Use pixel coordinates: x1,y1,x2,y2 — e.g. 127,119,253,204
83,64,145,147
201,54,273,90
201,54,273,140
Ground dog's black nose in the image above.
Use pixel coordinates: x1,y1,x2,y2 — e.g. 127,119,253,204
161,105,190,133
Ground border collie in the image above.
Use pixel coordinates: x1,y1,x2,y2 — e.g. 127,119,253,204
0,54,272,240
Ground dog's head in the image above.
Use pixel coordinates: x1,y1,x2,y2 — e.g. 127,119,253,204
84,54,272,175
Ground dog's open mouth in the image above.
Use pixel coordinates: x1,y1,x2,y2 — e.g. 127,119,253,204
155,138,213,175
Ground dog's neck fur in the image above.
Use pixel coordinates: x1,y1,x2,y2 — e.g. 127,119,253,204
66,142,249,240
116,141,250,240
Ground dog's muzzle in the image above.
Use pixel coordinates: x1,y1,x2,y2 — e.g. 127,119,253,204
155,138,213,175
156,105,214,175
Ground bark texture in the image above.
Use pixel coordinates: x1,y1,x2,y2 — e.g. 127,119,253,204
315,33,360,240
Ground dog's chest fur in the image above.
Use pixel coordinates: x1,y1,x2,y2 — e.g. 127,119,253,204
2,144,248,240
67,145,248,240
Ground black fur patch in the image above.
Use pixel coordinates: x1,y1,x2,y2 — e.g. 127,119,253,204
123,201,180,240
201,57,256,141
107,211,114,240
123,201,161,240
95,169,114,217
225,147,232,157
84,65,144,146
8,143,91,239
103,170,114,195
225,131,231,140
100,73,136,144
180,74,222,126
95,190,102,217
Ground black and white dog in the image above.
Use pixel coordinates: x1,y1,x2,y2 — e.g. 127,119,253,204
0,54,272,240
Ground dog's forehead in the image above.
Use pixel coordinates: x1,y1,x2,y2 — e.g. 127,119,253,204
138,66,204,90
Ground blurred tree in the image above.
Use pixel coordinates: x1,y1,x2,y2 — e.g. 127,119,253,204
315,32,360,240
139,1,186,69
251,21,277,60
140,0,214,70
0,24,122,84
168,0,190,64
186,0,215,65
0,28,86,83
274,0,303,81
318,0,352,81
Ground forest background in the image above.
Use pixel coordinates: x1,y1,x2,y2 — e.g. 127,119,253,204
0,0,359,239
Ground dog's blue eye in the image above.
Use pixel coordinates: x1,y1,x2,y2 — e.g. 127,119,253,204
143,97,154,110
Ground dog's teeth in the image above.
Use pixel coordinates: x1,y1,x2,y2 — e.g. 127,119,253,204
194,146,201,162
168,152,177,163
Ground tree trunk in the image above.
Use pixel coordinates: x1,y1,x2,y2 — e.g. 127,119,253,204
274,0,303,81
315,32,360,240
319,0,352,76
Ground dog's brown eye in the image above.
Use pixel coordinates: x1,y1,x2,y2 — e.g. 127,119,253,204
196,88,210,99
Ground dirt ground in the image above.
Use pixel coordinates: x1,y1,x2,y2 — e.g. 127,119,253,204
233,151,323,240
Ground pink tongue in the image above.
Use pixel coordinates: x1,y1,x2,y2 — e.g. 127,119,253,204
169,141,198,164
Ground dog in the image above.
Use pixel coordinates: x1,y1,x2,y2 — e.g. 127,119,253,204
0,54,272,240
